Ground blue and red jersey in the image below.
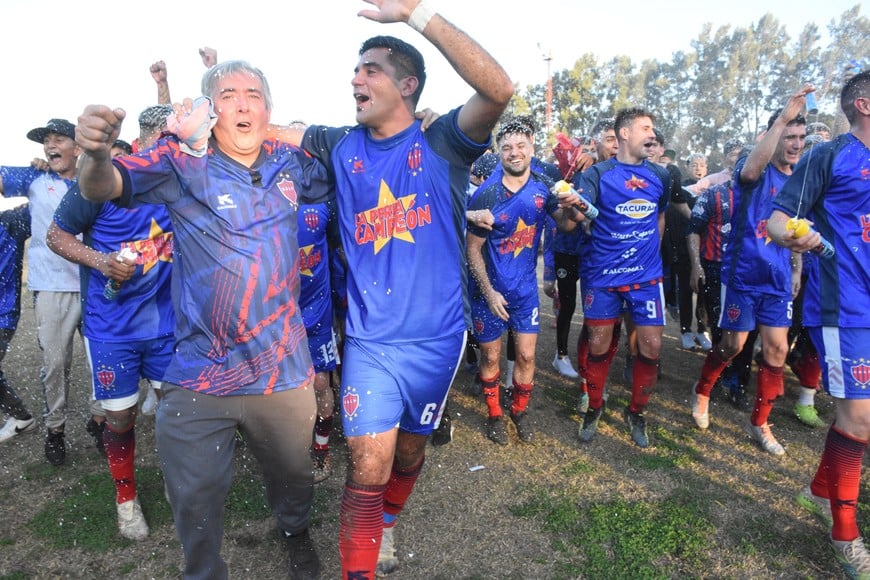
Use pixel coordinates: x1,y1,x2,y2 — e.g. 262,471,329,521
721,158,792,296
571,159,670,288
303,109,489,343
113,137,330,396
467,168,558,302
773,133,870,328
0,202,30,331
688,182,735,262
296,202,336,334
53,185,175,342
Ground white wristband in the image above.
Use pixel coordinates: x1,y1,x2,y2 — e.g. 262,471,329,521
408,1,435,33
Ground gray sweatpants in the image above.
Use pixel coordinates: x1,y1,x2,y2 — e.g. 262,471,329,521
156,381,317,580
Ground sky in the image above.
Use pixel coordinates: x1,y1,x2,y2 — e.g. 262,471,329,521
0,0,861,166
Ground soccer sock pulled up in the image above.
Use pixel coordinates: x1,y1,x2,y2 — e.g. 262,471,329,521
628,353,659,414
480,372,501,418
340,481,386,578
383,456,424,525
103,423,136,504
750,361,783,426
510,381,533,416
696,349,728,396
813,425,867,541
314,415,333,452
584,351,611,410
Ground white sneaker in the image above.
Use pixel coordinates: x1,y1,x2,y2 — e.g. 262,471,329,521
0,416,35,443
141,385,159,416
376,526,399,575
680,332,696,350
117,497,149,540
831,536,870,579
690,383,710,430
746,422,785,456
695,332,713,351
553,354,579,378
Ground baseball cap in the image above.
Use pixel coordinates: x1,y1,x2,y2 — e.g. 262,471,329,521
27,119,76,143
662,149,677,160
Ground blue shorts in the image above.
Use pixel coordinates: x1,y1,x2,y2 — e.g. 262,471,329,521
581,284,665,326
809,327,870,400
719,284,792,331
340,331,465,437
85,335,173,401
470,291,540,343
307,327,339,373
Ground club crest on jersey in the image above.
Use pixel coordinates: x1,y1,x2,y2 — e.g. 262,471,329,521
851,363,870,387
277,179,298,207
97,365,116,388
407,143,423,175
473,319,484,334
343,389,360,418
726,304,741,322
303,208,320,231
584,290,594,310
616,199,656,219
533,194,545,210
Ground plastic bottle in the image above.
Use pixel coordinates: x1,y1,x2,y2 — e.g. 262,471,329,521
552,180,599,220
786,217,835,259
104,248,138,300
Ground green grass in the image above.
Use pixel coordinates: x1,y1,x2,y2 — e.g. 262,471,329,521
512,487,714,578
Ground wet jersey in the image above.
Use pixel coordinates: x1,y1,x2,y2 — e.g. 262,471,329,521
721,158,792,296
296,202,335,334
0,202,30,330
571,159,670,288
773,133,870,327
303,109,488,343
53,185,175,342
468,169,558,302
113,137,330,396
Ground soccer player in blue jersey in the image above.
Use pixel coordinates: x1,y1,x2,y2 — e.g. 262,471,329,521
689,88,811,456
570,107,671,448
45,106,176,541
769,70,870,578
272,2,513,576
297,201,341,483
74,60,330,579
467,116,581,446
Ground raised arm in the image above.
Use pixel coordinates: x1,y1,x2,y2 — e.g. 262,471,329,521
76,105,126,202
358,0,514,143
150,61,171,105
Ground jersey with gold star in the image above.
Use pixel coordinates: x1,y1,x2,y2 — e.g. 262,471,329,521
467,168,558,302
297,202,335,333
53,184,175,341
304,109,489,343
572,159,670,288
773,133,870,327
721,157,792,296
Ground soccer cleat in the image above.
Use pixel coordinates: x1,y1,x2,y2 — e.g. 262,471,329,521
44,429,66,466
86,418,106,455
552,354,579,378
510,411,534,443
376,527,399,576
831,536,870,580
794,403,825,428
285,528,321,579
485,416,508,446
431,409,453,447
117,497,149,541
141,384,159,416
680,332,696,350
695,332,713,351
312,449,331,484
746,421,785,456
690,383,710,430
0,416,35,443
578,405,604,443
623,407,649,448
796,485,833,529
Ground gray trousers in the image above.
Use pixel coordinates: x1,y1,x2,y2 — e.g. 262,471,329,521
156,381,316,580
0,328,29,419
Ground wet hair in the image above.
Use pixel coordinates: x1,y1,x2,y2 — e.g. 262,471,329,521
590,119,614,140
201,60,273,111
496,115,536,143
111,140,133,155
138,104,174,132
806,122,831,136
686,153,706,165
766,108,806,130
653,128,665,146
360,35,427,106
614,107,656,136
471,152,499,179
841,69,870,124
723,138,745,156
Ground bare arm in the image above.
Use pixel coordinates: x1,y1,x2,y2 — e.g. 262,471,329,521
687,233,704,293
358,0,514,143
768,209,821,253
466,230,508,321
466,208,494,231
46,222,135,283
76,105,127,202
150,61,171,105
